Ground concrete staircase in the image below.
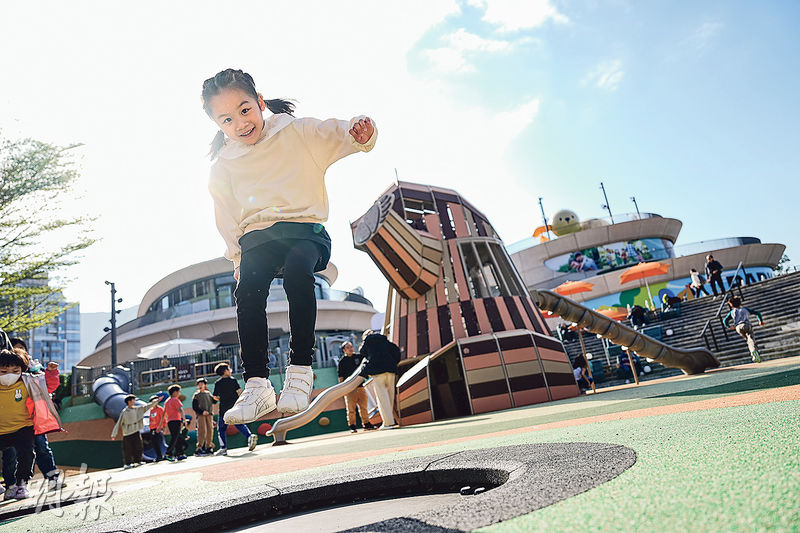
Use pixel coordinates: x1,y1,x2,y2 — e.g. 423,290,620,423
560,271,800,385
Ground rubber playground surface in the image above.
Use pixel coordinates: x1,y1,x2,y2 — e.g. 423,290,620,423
2,356,799,532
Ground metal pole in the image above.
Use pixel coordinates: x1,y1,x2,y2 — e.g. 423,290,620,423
630,196,641,219
600,182,614,224
109,282,118,368
538,197,551,240
576,330,596,393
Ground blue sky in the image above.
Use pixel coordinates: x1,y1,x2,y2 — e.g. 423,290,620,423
0,0,797,316
408,0,800,252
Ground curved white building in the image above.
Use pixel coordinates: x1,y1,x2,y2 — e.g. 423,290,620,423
508,213,785,310
80,258,378,368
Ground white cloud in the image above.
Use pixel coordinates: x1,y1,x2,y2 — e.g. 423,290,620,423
582,59,624,91
424,28,512,73
685,21,723,54
470,0,568,32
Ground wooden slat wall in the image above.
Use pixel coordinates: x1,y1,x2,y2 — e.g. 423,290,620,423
458,336,512,415
397,361,432,426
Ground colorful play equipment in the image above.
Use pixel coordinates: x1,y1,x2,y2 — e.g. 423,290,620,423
264,181,718,441
353,182,580,424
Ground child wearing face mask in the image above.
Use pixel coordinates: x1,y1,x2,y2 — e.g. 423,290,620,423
0,348,62,500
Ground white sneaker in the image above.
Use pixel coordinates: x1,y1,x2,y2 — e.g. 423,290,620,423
378,424,399,430
277,365,314,414
13,484,29,500
123,464,133,470
3,486,18,500
214,448,228,456
248,433,258,451
223,377,276,424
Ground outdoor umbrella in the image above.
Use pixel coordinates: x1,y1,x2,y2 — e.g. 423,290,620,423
553,280,594,296
619,261,671,308
136,339,218,359
595,307,628,321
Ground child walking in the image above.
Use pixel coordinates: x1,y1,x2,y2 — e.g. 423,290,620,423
212,363,257,455
111,395,161,468
192,378,216,456
164,385,187,461
202,68,377,423
147,394,167,462
723,297,765,362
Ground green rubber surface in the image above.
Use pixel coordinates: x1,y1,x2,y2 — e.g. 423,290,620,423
3,359,798,532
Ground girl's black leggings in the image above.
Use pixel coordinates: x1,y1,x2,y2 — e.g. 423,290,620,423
235,239,321,381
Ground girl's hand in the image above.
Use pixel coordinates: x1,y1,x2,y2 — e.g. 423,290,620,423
350,117,374,144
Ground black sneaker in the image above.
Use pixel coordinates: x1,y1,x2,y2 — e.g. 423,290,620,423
363,422,377,431
349,425,358,433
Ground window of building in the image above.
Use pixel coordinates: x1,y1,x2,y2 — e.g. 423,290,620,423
403,198,437,232
459,242,489,298
488,243,524,296
458,240,526,298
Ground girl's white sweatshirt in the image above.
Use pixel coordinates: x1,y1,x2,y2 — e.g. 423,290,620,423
208,113,377,269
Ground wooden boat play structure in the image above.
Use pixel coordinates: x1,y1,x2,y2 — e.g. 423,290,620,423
268,182,719,442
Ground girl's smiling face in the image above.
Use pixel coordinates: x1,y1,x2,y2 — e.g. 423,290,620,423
208,88,266,145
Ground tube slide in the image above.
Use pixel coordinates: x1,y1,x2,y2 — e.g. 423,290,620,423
530,289,720,375
268,360,366,445
92,368,134,420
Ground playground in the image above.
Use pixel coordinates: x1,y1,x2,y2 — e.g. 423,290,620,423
1,355,797,532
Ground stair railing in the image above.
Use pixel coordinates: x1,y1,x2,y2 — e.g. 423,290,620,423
698,261,746,351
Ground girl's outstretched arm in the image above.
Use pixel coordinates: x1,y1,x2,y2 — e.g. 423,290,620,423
298,115,377,171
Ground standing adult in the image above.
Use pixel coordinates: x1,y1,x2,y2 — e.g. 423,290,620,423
705,255,726,297
337,342,374,432
359,330,401,430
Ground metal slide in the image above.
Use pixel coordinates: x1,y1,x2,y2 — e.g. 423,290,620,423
530,289,720,375
267,360,367,445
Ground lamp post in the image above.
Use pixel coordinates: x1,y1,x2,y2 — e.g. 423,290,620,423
630,196,641,219
538,197,551,240
103,281,123,368
600,182,614,224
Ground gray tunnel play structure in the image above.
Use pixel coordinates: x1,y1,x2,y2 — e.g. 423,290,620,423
92,367,135,420
92,367,167,461
530,289,720,375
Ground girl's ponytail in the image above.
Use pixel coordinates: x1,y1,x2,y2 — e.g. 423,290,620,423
264,98,295,116
209,130,226,159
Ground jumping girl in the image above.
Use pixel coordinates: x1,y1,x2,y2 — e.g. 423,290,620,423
202,68,376,424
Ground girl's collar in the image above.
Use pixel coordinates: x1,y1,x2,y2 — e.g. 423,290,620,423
216,113,296,160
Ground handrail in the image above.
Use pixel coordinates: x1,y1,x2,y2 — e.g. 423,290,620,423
267,360,367,445
698,261,746,350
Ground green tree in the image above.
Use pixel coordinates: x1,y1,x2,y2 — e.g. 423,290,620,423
0,134,96,332
773,254,791,275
